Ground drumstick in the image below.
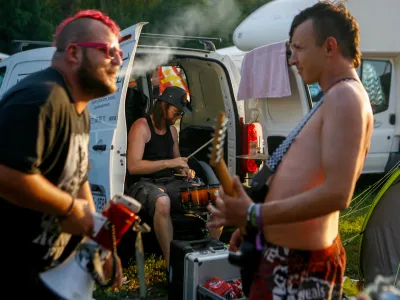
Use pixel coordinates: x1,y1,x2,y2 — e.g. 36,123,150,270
187,137,214,159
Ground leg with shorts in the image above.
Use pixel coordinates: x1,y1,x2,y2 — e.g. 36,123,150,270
249,237,346,300
127,179,173,267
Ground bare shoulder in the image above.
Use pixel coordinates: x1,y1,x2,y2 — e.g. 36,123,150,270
170,125,178,135
129,117,151,141
323,81,373,123
170,125,179,141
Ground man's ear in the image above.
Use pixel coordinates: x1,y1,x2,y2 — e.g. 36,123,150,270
65,44,80,64
325,37,338,56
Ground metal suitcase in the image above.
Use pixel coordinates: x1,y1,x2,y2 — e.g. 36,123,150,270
183,245,241,300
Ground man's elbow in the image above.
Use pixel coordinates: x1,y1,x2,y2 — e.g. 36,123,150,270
127,161,140,175
323,177,355,210
329,190,352,211
338,196,352,210
322,182,351,211
127,165,135,175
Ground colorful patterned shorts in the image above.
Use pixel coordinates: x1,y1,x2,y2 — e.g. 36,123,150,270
249,236,346,300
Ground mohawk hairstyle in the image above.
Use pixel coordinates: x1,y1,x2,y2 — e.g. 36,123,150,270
53,9,120,48
289,1,361,68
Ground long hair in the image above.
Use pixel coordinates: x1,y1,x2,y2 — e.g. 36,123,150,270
150,100,171,130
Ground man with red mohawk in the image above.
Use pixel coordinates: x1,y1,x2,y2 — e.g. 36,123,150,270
0,10,124,298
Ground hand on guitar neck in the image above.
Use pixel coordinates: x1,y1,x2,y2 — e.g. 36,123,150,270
207,112,263,298
207,112,254,230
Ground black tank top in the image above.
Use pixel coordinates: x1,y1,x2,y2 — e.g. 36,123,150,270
125,115,175,188
142,115,175,179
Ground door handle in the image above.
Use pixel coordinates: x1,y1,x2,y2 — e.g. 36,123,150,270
390,114,396,125
93,144,106,151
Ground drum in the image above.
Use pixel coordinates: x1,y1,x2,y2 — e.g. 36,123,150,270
179,184,220,213
208,184,220,204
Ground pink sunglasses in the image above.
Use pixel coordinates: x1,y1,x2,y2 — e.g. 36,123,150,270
74,42,124,59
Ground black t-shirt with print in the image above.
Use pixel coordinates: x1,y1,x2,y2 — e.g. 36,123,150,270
0,67,90,271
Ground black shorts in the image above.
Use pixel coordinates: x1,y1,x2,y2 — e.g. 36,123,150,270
127,176,197,217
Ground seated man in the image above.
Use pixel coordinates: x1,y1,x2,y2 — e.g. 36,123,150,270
126,86,221,268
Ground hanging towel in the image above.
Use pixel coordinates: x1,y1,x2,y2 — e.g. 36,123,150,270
237,40,291,100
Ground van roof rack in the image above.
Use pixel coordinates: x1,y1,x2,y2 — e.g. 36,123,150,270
11,40,52,53
139,33,221,51
11,32,222,53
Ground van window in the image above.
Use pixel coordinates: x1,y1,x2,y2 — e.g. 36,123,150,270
308,83,323,102
307,59,392,114
362,59,391,114
0,67,6,90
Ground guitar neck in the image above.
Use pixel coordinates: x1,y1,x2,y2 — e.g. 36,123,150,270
215,158,250,236
215,159,236,197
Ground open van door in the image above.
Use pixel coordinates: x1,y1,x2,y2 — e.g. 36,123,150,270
205,52,243,175
88,22,147,211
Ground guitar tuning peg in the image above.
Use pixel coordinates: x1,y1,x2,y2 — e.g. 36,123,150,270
218,130,227,137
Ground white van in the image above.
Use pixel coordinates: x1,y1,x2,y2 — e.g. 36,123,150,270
0,23,263,212
0,53,8,62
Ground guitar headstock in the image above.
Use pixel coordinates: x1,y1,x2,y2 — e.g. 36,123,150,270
209,112,229,167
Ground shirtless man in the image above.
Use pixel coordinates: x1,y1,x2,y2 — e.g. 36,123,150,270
208,2,373,299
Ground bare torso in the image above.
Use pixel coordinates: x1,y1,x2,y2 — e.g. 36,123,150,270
263,81,373,250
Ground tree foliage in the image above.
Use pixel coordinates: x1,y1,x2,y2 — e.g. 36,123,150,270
0,0,271,54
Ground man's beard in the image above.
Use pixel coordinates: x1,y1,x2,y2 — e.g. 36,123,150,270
77,51,117,99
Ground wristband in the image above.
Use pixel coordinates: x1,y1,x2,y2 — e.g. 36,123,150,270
256,204,262,230
246,203,255,224
59,196,75,220
250,205,257,227
249,203,263,229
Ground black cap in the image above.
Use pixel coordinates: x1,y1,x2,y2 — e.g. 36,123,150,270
157,86,192,114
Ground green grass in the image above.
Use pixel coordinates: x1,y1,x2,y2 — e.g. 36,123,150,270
339,174,385,279
94,175,386,299
93,254,167,299
339,208,372,279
